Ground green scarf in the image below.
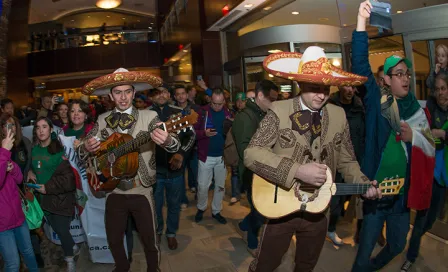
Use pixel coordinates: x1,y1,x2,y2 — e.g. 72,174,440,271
380,87,421,132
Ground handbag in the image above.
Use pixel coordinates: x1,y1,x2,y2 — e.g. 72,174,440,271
19,188,44,230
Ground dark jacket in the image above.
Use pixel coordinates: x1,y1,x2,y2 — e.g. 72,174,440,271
329,92,365,184
41,160,76,216
149,104,196,178
329,92,365,163
426,96,448,150
196,104,233,162
232,99,266,190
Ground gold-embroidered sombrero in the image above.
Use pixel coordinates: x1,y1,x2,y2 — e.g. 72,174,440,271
263,46,367,86
82,68,163,96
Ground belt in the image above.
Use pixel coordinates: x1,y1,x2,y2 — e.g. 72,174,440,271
116,175,141,191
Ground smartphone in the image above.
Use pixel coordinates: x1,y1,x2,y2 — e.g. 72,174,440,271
55,96,64,103
6,123,13,132
197,75,203,81
25,183,41,189
370,1,392,30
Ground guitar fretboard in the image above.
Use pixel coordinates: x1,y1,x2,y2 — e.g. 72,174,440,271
334,183,371,196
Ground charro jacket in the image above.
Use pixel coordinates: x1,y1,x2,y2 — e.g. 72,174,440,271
244,96,369,193
86,107,180,196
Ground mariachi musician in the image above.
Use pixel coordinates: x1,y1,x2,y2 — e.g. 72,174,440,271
244,47,382,271
80,68,180,272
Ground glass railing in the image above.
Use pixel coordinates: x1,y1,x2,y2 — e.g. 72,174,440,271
28,29,158,53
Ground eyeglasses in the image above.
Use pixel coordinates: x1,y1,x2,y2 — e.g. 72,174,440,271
388,72,412,80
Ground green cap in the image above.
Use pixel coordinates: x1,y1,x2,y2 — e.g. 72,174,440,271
384,55,412,75
235,92,246,101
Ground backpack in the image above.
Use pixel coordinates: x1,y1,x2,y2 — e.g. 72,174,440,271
223,109,258,167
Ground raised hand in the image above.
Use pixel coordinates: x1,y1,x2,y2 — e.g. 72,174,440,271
356,0,372,32
1,129,15,151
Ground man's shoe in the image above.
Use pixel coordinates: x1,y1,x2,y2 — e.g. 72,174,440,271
195,209,205,223
230,197,239,205
326,231,343,246
401,260,413,272
212,213,227,224
167,237,178,250
377,232,386,247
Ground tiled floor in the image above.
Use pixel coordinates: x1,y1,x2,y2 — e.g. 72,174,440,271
73,187,448,272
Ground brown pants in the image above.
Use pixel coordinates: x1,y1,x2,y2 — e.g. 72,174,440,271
105,193,160,272
249,212,327,272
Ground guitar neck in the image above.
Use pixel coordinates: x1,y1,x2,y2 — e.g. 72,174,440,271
334,183,371,196
112,123,165,158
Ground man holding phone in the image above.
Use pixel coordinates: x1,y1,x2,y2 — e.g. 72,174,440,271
195,88,233,224
37,94,59,119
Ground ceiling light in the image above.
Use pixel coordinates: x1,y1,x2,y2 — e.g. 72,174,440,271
122,18,126,20
268,49,283,53
343,24,347,27
187,64,191,66
244,4,254,8
183,50,188,53
319,18,329,21
292,11,299,15
96,0,122,9
106,15,110,18
332,60,341,67
269,74,274,78
87,16,91,18
71,20,75,22
179,67,183,70
263,6,272,11
397,10,403,13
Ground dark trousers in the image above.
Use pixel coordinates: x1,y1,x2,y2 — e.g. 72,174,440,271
45,213,74,257
105,193,159,272
154,175,183,237
125,215,136,258
249,212,327,272
239,185,265,249
352,195,410,272
187,149,198,190
407,181,446,262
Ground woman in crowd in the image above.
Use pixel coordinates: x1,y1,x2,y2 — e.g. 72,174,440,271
63,99,93,139
52,103,69,128
0,114,46,267
0,119,39,272
30,117,78,272
401,73,448,271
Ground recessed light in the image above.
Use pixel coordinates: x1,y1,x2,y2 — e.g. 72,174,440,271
397,10,403,13
187,64,191,66
122,18,126,20
343,24,347,27
179,67,183,70
268,49,283,53
107,15,110,18
292,11,299,15
269,74,274,78
71,20,75,22
244,4,254,8
183,50,188,53
263,6,272,11
87,16,91,18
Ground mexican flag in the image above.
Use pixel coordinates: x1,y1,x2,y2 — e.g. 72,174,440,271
406,108,436,210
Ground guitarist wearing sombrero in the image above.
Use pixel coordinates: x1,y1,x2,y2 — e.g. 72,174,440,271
80,68,180,272
244,47,382,272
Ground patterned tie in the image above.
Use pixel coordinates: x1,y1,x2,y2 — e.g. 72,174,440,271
289,110,322,141
105,112,136,130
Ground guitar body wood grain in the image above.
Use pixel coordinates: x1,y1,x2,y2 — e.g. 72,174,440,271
88,132,139,192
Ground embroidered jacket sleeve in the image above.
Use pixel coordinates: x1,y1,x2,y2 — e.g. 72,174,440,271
77,121,101,160
336,119,370,184
148,115,180,153
178,129,196,156
244,110,301,190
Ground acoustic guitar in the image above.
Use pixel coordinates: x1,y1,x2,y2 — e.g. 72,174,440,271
86,110,199,192
252,168,404,219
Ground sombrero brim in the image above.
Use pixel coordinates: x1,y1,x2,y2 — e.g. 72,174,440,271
82,71,163,96
263,52,367,86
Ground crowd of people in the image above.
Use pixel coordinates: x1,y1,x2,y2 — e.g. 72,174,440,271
0,1,447,272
